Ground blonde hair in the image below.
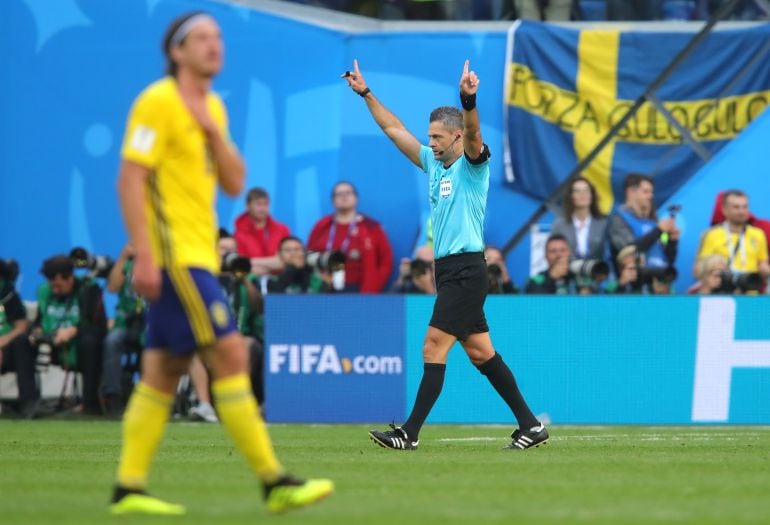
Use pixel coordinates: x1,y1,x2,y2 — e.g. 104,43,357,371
695,254,729,280
616,245,640,266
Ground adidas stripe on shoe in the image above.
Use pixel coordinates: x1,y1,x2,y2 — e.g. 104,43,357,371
368,424,418,450
505,423,549,450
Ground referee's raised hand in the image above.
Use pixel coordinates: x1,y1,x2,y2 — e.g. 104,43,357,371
459,59,479,96
341,59,368,96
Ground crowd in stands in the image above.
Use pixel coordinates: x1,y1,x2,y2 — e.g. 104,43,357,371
286,0,769,21
1,174,767,419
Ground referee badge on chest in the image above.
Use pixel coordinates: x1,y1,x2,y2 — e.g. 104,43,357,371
440,177,452,198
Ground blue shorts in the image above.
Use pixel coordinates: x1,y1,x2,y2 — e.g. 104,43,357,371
145,267,237,356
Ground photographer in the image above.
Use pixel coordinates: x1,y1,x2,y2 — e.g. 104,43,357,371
267,236,329,294
690,254,730,295
605,246,644,294
525,234,579,294
101,243,145,416
696,190,769,292
391,246,436,294
32,255,107,414
608,173,679,274
218,234,266,406
484,246,519,294
0,259,39,418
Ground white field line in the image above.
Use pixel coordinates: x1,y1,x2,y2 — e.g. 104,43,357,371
437,432,766,443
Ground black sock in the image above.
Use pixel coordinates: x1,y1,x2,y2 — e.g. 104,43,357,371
112,485,145,503
478,353,539,429
401,363,446,440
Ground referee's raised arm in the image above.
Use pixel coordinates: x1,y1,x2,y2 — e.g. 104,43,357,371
342,59,422,168
459,59,483,160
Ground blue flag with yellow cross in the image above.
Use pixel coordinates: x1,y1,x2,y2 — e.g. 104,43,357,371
504,21,770,214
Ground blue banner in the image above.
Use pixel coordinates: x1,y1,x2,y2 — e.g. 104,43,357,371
265,295,770,424
264,295,406,422
504,21,770,213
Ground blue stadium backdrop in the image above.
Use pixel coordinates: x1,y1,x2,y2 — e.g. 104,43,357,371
266,295,770,425
3,0,770,298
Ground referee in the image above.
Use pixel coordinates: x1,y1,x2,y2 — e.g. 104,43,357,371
342,59,548,451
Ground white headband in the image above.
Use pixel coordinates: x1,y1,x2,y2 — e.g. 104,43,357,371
170,14,215,47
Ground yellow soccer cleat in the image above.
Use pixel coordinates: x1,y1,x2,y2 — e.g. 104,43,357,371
109,492,187,516
264,476,334,514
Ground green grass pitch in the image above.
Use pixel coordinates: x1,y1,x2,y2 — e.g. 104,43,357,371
1,422,769,524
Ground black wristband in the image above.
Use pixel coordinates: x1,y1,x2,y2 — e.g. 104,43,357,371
460,92,476,111
359,87,371,98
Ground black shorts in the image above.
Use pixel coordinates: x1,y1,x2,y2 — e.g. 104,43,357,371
429,252,489,341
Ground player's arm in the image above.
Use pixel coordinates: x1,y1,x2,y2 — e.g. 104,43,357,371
182,95,244,196
117,161,161,300
459,60,484,161
342,59,422,168
206,126,245,197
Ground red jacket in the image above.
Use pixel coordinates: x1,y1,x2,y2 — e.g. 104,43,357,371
234,212,291,258
307,214,393,293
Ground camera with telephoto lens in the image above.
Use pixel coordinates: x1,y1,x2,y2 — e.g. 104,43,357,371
70,247,114,279
306,250,346,272
0,258,19,284
221,252,252,277
34,332,56,371
717,271,763,293
410,258,431,279
638,266,678,285
569,259,610,282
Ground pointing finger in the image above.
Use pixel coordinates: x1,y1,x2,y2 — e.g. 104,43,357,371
463,59,469,76
354,58,361,75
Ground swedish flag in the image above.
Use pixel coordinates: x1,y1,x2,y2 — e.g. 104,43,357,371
504,21,770,213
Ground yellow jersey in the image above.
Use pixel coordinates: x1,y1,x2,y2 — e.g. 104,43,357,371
697,223,768,273
121,77,230,273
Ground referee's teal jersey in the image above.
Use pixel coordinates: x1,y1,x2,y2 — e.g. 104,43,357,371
420,145,489,259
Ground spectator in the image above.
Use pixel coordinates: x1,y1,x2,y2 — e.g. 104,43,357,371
484,245,519,294
391,245,436,294
606,0,663,20
267,236,329,294
0,259,39,418
696,189,770,285
604,245,644,294
551,176,608,262
525,234,579,294
689,254,730,295
307,181,393,293
101,243,146,417
608,173,679,273
234,188,290,276
517,0,575,20
32,255,107,414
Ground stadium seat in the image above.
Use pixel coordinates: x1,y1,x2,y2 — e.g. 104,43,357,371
577,0,606,20
663,0,695,20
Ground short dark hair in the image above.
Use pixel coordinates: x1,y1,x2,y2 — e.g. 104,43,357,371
279,236,303,250
546,233,568,249
622,173,654,193
563,176,602,219
218,227,232,239
722,189,747,205
41,255,74,280
246,188,269,203
162,11,206,78
331,181,357,199
429,106,463,131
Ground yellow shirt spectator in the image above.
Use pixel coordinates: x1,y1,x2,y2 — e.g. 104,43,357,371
697,223,768,273
121,77,229,273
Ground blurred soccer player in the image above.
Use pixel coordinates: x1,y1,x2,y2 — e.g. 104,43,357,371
343,59,548,451
111,12,332,515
